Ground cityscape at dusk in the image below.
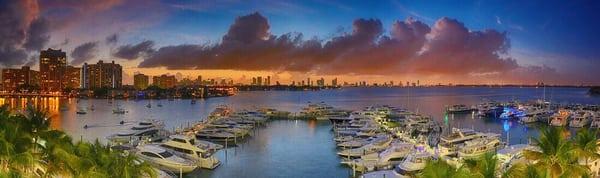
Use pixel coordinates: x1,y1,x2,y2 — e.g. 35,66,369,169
2,1,600,178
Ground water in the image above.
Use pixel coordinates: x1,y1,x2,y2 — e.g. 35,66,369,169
1,87,599,178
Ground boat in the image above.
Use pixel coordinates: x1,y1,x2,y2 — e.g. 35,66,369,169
496,144,533,173
569,110,593,127
76,109,87,115
157,103,163,107
158,135,221,169
520,108,551,124
113,108,127,114
361,149,432,178
549,109,571,126
342,142,414,172
337,136,392,158
196,129,238,143
107,120,165,144
191,99,197,105
438,128,483,156
337,135,387,148
446,104,475,114
146,103,152,108
135,145,197,173
590,112,600,128
457,133,504,159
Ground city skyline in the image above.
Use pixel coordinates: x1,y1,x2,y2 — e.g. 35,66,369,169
1,0,600,85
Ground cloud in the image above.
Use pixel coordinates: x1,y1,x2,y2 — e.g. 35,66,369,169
113,40,155,60
105,33,118,45
0,0,49,67
136,12,558,84
70,41,99,65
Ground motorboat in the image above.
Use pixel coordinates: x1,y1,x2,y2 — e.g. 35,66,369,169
569,110,593,127
446,104,475,114
113,108,127,114
343,142,414,172
590,112,600,128
361,149,432,178
457,134,504,159
136,145,197,173
549,109,571,126
146,103,152,108
107,120,165,144
337,136,392,158
76,109,87,115
196,129,238,143
496,144,533,173
337,135,387,148
159,135,221,169
520,108,551,123
438,128,482,156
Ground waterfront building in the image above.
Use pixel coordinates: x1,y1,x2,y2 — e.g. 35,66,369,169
266,76,271,86
317,78,325,87
197,75,202,85
153,75,177,89
257,76,263,86
332,78,338,87
81,60,123,89
64,66,81,89
1,66,40,92
134,73,149,90
40,48,67,92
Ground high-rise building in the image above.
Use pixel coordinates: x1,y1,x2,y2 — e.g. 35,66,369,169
134,73,149,90
40,48,67,92
197,75,202,85
257,76,263,86
332,78,338,86
152,75,176,89
317,78,325,87
64,66,80,89
307,78,311,86
266,76,271,86
81,60,122,89
252,77,257,85
2,66,40,92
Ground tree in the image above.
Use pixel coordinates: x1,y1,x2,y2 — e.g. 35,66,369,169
522,126,588,178
463,152,499,178
573,129,600,168
419,158,471,178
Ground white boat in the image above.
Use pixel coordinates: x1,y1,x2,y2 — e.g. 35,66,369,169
113,108,127,114
590,112,600,128
457,133,504,159
159,135,221,169
337,135,387,148
343,142,414,172
337,136,392,158
550,109,571,126
136,145,197,173
496,144,533,173
107,120,165,144
146,103,152,108
196,129,237,142
569,110,592,128
446,104,475,114
438,128,482,156
362,149,432,178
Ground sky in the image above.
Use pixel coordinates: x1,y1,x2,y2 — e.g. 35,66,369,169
1,0,600,85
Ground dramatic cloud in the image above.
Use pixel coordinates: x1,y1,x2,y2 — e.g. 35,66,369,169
0,0,50,67
70,41,99,65
105,33,118,45
137,12,557,83
113,40,155,60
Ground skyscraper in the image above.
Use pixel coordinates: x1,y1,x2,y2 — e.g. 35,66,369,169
134,73,149,90
64,66,81,89
332,78,338,86
1,66,39,92
257,76,263,86
39,48,67,92
81,60,122,89
152,74,176,89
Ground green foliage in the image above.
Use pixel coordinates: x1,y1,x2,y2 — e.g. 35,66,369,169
0,105,156,177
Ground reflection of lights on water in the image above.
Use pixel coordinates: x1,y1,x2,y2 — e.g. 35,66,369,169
503,120,511,132
444,114,449,126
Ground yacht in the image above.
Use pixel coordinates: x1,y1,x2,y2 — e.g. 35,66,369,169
107,120,165,144
113,108,127,114
446,104,475,114
76,109,87,115
343,142,414,172
136,145,197,173
337,135,387,148
361,149,432,178
438,128,482,156
159,135,221,169
550,109,571,126
196,129,237,143
496,144,533,173
337,136,392,158
457,133,504,159
520,108,551,123
146,103,152,108
590,112,600,128
569,110,593,128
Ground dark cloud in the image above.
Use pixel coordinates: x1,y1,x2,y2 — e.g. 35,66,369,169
113,40,154,60
105,33,118,45
0,0,48,67
137,12,555,83
70,41,99,65
23,18,51,51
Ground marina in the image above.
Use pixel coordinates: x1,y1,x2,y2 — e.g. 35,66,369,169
1,87,600,177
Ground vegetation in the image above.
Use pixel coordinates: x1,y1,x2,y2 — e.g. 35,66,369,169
0,105,156,178
420,127,599,178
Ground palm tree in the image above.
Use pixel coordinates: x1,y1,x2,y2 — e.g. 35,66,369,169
463,152,498,178
522,126,588,177
573,129,600,168
419,158,471,178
